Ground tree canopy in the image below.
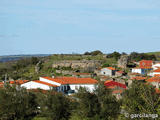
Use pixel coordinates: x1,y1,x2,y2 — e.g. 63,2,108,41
0,84,37,120
122,81,160,119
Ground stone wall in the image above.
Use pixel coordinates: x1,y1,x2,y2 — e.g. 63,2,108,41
52,60,101,71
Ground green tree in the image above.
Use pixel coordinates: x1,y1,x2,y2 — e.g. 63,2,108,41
130,52,157,61
84,50,103,56
0,84,37,120
107,51,121,60
90,50,103,56
122,81,160,120
94,82,121,119
73,82,120,120
31,57,39,65
38,90,72,120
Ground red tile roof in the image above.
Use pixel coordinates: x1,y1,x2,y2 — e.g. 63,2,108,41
33,80,57,87
0,82,3,87
147,76,160,83
112,89,124,94
154,74,160,77
10,80,29,85
42,77,67,84
106,67,116,70
104,80,127,89
41,77,98,85
153,68,160,72
116,71,124,74
139,60,153,69
131,76,147,81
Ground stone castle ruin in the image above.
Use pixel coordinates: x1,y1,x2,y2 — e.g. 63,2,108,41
52,60,101,72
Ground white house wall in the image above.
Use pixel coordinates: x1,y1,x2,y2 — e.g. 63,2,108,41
100,68,112,76
69,84,96,92
132,69,142,74
39,77,61,86
21,81,53,90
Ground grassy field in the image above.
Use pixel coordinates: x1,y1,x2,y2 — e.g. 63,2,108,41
146,51,160,56
146,51,160,60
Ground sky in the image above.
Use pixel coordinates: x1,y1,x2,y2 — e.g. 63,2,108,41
0,0,160,55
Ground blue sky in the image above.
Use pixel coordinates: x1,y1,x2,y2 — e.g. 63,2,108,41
0,0,160,55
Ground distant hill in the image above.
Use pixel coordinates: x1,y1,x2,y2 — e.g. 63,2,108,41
145,52,160,60
0,54,51,62
146,51,160,56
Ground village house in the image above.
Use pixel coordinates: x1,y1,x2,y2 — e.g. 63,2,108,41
131,67,151,75
21,76,98,94
131,76,147,82
115,71,125,77
139,60,153,69
151,68,160,77
146,76,160,89
127,76,147,86
131,60,153,75
21,80,58,90
152,63,160,70
104,80,127,99
0,80,29,88
100,67,116,76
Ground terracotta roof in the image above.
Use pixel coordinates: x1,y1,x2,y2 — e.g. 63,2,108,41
42,77,67,84
33,80,58,87
154,74,160,77
147,77,160,83
131,76,147,81
133,67,152,69
41,77,98,85
139,60,153,69
107,86,117,89
112,89,124,94
153,68,160,72
10,80,29,85
106,67,116,70
104,80,127,89
0,82,3,87
116,71,124,74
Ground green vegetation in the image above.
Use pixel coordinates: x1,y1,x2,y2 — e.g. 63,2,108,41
0,84,37,120
107,51,121,61
130,52,157,61
121,81,160,119
72,82,120,120
0,81,159,119
84,50,103,56
37,91,73,120
102,58,117,68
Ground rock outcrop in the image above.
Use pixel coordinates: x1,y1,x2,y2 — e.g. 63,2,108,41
35,61,42,73
118,55,129,69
